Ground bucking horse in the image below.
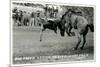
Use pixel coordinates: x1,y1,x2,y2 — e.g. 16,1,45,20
58,9,94,50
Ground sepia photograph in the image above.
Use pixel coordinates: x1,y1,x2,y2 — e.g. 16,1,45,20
11,0,95,66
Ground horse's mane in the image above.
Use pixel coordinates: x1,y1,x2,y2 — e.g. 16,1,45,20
61,14,65,20
61,9,75,20
61,9,82,20
61,11,68,20
68,9,82,15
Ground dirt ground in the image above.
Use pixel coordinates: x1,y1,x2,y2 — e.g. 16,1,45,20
12,26,94,64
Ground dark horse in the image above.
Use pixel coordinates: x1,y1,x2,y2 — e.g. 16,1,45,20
59,9,94,50
40,18,60,41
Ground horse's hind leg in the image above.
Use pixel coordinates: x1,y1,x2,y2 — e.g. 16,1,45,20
80,35,86,50
40,24,45,41
40,28,45,41
80,25,88,50
74,34,82,50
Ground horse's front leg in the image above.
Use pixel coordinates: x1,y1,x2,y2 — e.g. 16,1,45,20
54,27,57,34
66,29,70,36
65,23,71,36
68,25,73,36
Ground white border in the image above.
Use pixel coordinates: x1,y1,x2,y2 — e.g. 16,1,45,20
10,0,96,66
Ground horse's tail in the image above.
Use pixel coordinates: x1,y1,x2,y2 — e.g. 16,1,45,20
87,24,94,32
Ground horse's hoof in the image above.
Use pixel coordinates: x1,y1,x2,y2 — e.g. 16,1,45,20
40,40,42,42
74,47,78,50
71,32,75,36
54,31,57,34
80,47,84,50
71,47,77,50
68,34,71,37
55,32,57,34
